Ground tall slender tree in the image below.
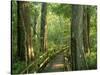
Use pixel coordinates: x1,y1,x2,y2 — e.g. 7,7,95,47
17,1,34,61
87,7,90,48
71,5,87,70
33,3,39,43
83,6,90,54
40,3,48,52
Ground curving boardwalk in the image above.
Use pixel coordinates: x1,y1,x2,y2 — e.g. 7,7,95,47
41,52,65,73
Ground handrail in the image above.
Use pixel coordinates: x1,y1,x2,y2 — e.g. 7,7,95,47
20,46,68,74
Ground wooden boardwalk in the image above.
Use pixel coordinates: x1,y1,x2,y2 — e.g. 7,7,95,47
41,52,65,73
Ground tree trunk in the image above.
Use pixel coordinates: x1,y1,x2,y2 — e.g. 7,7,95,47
40,3,48,52
87,6,90,52
33,4,38,42
17,1,34,61
71,5,87,70
17,1,25,61
33,9,37,41
83,6,90,54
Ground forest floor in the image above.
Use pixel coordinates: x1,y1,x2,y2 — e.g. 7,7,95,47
40,52,65,73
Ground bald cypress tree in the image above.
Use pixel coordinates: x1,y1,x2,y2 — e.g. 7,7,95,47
71,5,88,70
40,3,48,52
83,6,90,54
17,1,34,61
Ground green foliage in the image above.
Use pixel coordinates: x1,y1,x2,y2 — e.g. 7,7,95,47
86,52,97,69
12,0,17,60
48,3,71,18
12,61,26,74
90,10,97,53
12,1,97,73
87,6,97,17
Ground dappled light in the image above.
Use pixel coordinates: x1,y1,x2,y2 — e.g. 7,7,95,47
52,64,64,68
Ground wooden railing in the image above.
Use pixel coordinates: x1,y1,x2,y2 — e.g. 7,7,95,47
20,46,68,74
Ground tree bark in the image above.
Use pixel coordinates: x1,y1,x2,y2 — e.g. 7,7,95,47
33,4,38,43
40,3,48,52
17,1,34,61
17,1,25,61
83,6,90,54
71,5,87,70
